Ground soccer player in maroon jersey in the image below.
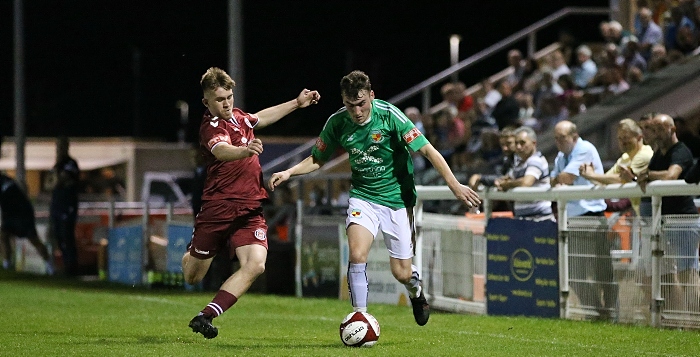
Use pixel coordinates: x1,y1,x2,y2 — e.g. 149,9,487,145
184,67,320,339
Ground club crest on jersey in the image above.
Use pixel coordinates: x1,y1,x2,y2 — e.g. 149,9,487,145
370,130,383,143
350,209,362,218
315,137,327,152
241,137,248,145
254,228,267,241
209,121,219,128
402,127,422,144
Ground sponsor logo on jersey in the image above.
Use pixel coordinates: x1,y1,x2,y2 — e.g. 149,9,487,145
209,121,219,127
194,248,210,255
350,209,362,218
370,130,383,143
402,128,422,144
207,134,230,150
315,137,327,152
254,228,267,241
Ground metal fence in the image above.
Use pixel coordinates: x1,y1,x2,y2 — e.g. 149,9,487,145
416,181,700,329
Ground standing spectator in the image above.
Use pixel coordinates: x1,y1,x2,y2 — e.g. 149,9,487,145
636,114,700,312
636,7,664,60
572,45,598,89
268,70,481,327
579,119,653,216
674,116,700,158
491,80,521,130
183,67,320,339
0,173,53,274
48,136,80,276
551,120,615,320
494,126,553,221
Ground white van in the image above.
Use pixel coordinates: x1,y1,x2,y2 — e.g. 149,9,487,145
141,171,194,208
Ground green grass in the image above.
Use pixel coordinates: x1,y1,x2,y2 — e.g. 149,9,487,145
0,271,697,357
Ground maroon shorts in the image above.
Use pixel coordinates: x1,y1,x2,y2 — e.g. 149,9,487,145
189,200,268,259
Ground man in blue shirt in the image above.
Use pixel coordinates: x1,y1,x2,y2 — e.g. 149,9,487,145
551,120,615,320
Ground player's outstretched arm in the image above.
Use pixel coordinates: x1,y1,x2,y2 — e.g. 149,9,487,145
212,138,264,162
256,89,321,129
268,155,325,191
418,143,481,208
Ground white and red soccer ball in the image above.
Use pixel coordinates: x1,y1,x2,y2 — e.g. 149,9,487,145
339,311,380,347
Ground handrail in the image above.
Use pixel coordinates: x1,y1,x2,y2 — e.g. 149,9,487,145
417,180,700,201
387,6,610,109
261,139,316,174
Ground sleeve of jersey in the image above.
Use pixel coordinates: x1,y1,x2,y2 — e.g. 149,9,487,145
396,112,429,152
201,121,232,152
311,122,338,162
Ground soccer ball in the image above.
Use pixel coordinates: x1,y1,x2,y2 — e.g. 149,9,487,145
339,311,380,347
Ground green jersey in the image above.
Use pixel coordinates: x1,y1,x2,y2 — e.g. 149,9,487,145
311,99,429,208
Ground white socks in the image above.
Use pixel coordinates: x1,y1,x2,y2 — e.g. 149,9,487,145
348,263,368,311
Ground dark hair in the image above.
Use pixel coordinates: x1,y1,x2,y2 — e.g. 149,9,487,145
340,70,371,99
200,67,235,93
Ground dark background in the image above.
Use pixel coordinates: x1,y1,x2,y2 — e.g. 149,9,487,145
0,0,609,143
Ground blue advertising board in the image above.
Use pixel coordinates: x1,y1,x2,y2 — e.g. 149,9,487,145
485,218,559,317
166,224,193,273
107,225,144,285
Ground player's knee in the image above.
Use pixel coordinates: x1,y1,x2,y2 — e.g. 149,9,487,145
248,261,265,277
391,266,412,283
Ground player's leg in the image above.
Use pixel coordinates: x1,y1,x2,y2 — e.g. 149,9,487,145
182,252,214,284
0,229,12,269
347,223,375,312
381,206,429,325
26,226,53,275
345,198,380,313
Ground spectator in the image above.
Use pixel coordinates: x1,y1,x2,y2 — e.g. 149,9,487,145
551,120,615,320
550,50,572,80
480,79,502,114
468,127,516,190
505,49,525,89
0,173,53,275
620,36,647,73
636,114,700,313
674,116,700,158
494,126,553,221
440,82,474,121
48,136,80,276
572,45,598,89
636,6,664,60
490,80,521,130
579,118,653,216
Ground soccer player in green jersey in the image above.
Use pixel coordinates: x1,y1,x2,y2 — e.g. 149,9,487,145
268,70,481,325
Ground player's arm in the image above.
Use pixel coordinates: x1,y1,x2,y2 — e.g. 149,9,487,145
255,89,320,129
211,138,263,162
268,155,326,191
417,143,481,207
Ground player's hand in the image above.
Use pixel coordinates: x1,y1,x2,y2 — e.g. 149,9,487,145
450,184,482,208
268,170,291,191
296,89,321,108
246,138,263,157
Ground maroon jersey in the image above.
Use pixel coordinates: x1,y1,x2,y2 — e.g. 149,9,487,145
199,108,268,203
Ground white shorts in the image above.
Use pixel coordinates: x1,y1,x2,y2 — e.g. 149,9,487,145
346,197,415,259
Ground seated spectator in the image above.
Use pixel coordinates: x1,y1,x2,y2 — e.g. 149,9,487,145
440,81,474,121
466,96,499,158
572,45,598,89
491,80,521,130
480,79,502,114
467,128,515,212
636,6,664,61
620,36,647,73
550,50,572,80
505,49,525,89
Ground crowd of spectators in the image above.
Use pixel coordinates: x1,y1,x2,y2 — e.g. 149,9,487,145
408,0,700,177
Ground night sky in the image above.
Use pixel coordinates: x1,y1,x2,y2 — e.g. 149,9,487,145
0,0,609,143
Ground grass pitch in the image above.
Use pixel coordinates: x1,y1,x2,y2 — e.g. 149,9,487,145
0,270,697,357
